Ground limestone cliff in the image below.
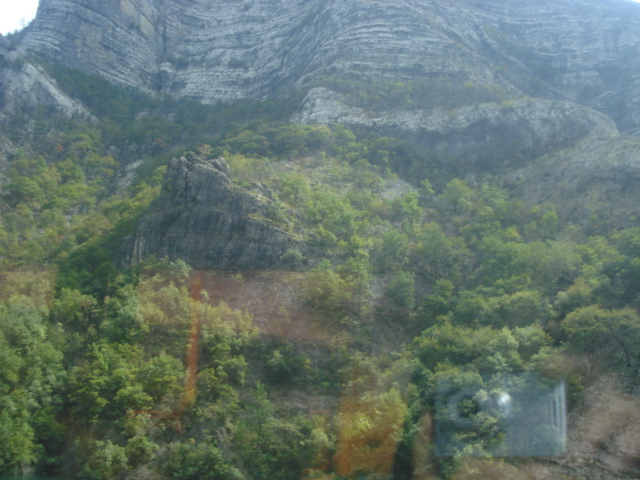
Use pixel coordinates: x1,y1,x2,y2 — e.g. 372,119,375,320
118,152,302,270
18,0,640,134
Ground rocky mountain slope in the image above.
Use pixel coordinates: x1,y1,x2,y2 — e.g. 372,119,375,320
16,0,640,134
3,2,640,480
2,0,639,229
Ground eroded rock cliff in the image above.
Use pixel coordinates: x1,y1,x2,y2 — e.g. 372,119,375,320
118,152,302,270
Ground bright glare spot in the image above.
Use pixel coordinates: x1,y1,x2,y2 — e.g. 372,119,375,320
0,0,39,35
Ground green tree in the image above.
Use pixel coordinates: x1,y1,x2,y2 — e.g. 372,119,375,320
440,178,474,216
415,222,469,281
164,440,242,480
412,322,521,374
235,382,312,480
79,439,129,480
562,306,640,374
0,272,64,474
67,343,152,423
0,390,36,474
487,290,552,328
386,270,416,310
374,229,410,272
303,261,356,324
392,191,423,231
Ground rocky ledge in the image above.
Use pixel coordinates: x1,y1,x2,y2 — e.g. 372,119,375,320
294,87,618,172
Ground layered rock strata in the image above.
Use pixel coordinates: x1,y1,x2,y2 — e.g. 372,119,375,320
294,87,618,170
18,0,640,134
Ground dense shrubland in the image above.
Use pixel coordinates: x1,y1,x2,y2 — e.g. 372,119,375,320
1,67,640,479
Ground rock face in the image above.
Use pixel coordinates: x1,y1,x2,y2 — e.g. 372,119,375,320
294,87,618,171
118,153,301,270
0,41,89,122
0,39,90,171
18,0,640,134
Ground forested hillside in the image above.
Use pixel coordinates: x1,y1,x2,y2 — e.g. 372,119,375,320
1,61,640,480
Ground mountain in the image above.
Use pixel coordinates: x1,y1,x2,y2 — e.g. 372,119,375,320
17,0,640,132
3,1,640,479
1,0,639,230
14,0,640,129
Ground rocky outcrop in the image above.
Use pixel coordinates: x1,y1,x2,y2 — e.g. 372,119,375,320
118,152,301,270
17,0,640,134
0,41,90,171
0,44,89,122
